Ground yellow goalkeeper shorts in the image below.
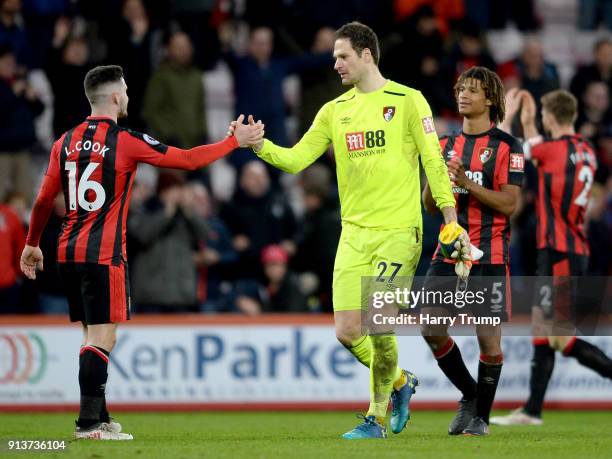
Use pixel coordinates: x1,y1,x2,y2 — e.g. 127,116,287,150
332,222,422,311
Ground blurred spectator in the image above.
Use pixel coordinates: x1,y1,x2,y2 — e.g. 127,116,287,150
0,0,32,67
586,181,612,274
232,244,309,315
293,164,340,312
172,0,220,70
298,26,344,136
514,38,559,103
0,199,25,312
499,38,560,133
0,44,43,203
142,30,207,149
223,26,332,171
19,0,69,68
437,21,496,115
36,193,68,313
384,6,445,113
393,0,465,36
188,182,238,312
129,172,208,312
260,244,308,312
578,0,612,30
45,17,90,137
576,80,612,142
570,38,612,103
488,0,539,31
106,0,158,130
220,160,298,279
595,123,612,183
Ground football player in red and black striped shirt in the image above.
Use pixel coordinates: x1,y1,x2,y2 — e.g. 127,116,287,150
422,67,524,436
19,65,264,440
490,89,612,426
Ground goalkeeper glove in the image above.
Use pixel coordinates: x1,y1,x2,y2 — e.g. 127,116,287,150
438,222,469,260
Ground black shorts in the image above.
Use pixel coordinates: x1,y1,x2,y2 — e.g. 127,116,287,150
533,249,589,321
422,260,510,322
58,262,131,325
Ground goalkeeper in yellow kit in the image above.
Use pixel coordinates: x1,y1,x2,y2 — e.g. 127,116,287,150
236,22,468,438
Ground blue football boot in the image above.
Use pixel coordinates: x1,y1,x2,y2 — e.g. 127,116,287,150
341,414,387,439
390,370,419,434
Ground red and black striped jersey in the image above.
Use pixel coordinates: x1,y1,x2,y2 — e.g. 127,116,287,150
26,116,239,265
531,134,597,255
433,127,524,265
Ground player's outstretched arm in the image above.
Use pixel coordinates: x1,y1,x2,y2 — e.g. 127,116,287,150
236,104,332,174
132,115,264,171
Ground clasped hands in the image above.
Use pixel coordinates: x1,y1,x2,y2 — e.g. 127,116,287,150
227,114,265,151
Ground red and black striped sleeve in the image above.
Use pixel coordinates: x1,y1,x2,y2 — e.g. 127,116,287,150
530,141,550,163
26,140,63,246
120,130,239,171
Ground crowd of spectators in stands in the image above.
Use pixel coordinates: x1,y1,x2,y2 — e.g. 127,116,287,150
0,0,611,314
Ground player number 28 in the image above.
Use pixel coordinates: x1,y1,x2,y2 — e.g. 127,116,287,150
65,161,106,212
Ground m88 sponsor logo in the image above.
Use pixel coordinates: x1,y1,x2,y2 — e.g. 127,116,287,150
345,130,386,151
0,333,47,384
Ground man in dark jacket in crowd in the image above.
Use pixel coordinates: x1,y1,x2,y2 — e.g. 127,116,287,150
129,172,208,312
221,160,298,279
0,44,43,203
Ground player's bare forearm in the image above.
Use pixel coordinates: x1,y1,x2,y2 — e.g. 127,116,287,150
440,206,458,224
422,182,438,214
522,121,539,141
463,181,519,216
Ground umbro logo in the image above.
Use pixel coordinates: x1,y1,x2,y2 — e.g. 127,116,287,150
340,116,351,125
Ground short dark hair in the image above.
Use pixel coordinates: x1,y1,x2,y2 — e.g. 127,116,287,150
84,65,124,104
541,90,577,125
334,21,380,65
454,66,505,124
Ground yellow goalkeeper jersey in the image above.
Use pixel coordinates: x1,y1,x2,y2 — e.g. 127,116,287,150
255,80,454,230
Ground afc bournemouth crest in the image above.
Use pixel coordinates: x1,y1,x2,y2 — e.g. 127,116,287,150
479,147,493,163
383,106,395,122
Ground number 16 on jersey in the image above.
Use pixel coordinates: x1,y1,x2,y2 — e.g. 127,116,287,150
65,161,106,212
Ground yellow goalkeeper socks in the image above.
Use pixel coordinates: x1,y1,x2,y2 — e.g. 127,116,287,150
346,336,372,367
393,367,407,390
347,336,405,389
367,334,399,420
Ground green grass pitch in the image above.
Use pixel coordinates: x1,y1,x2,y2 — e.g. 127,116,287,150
2,411,612,458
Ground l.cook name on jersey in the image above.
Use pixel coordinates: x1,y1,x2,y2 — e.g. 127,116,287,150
345,130,386,158
64,140,110,158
